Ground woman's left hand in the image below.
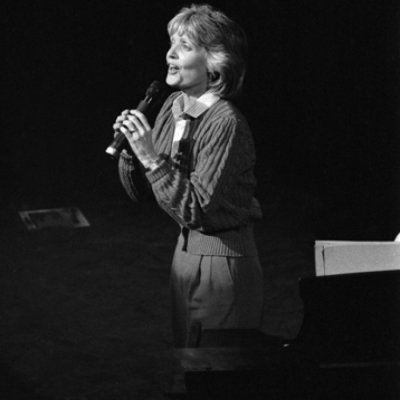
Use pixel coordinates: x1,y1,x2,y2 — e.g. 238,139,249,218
119,110,158,168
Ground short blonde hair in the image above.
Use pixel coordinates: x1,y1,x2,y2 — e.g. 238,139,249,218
167,4,247,99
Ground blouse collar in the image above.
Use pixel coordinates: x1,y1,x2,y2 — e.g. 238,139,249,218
172,91,220,120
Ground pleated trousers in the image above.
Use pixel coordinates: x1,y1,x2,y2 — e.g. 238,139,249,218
170,233,264,347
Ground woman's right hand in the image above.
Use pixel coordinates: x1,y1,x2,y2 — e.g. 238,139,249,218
112,109,130,138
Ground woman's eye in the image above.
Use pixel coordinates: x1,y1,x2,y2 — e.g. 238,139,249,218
181,42,192,51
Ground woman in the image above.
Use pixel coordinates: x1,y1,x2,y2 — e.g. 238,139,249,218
114,4,264,347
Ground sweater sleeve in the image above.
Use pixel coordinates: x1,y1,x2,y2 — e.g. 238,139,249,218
145,115,253,231
118,151,152,202
117,93,178,203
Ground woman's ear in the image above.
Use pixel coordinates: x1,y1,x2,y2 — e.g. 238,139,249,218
207,70,220,83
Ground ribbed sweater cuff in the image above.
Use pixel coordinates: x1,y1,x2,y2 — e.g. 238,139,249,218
145,160,170,184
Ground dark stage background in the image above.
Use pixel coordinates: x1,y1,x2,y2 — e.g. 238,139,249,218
2,0,399,239
0,1,399,398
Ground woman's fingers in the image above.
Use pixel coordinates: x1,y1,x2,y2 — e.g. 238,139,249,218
114,109,155,164
113,121,123,131
112,109,130,132
125,115,144,134
130,110,151,131
122,117,143,137
113,109,150,143
116,110,129,123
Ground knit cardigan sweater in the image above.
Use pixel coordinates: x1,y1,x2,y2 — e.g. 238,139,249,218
118,91,262,256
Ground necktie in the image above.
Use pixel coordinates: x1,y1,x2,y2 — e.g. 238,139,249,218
171,96,193,158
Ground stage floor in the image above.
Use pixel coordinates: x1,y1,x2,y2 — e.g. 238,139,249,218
0,187,314,399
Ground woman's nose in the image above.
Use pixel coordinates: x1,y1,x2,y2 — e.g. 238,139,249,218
167,44,178,59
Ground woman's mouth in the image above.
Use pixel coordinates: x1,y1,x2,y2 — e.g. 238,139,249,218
168,64,180,74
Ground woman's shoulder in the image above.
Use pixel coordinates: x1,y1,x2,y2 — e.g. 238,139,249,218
208,98,248,126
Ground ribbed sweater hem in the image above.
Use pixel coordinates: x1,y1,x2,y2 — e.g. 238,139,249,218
183,225,258,256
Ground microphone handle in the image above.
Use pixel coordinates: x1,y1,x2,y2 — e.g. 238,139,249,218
105,99,150,159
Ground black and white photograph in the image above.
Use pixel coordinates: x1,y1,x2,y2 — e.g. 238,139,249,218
1,1,399,399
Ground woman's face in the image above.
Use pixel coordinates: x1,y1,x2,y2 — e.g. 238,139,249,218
166,32,209,98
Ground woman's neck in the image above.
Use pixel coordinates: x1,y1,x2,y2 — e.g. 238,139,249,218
182,89,207,102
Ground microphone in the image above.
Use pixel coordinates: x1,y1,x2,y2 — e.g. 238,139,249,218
105,80,167,159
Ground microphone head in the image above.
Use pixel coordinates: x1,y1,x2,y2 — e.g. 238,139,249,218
146,80,167,99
